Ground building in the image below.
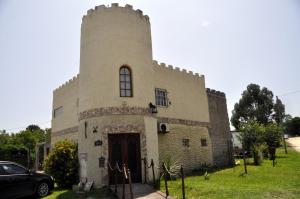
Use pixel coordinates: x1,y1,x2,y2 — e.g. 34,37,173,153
51,4,232,187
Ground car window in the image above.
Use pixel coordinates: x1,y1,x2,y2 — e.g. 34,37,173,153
2,164,28,175
0,165,6,175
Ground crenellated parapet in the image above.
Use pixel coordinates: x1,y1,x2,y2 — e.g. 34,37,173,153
82,3,150,24
152,60,204,79
54,74,79,93
206,88,226,98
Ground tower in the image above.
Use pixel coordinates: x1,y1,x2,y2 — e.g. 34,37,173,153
79,3,154,111
78,4,158,187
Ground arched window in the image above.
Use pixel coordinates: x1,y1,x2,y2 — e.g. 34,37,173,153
119,66,132,97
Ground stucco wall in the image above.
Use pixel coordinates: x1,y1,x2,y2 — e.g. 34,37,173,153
78,114,147,187
158,124,213,172
144,116,160,182
153,61,209,123
51,75,79,144
51,131,78,147
79,4,154,112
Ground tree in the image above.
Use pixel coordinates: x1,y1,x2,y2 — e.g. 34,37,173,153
239,120,265,165
10,125,46,168
0,130,11,145
264,123,281,148
44,140,79,188
26,124,41,132
273,96,285,124
231,84,274,130
284,117,300,136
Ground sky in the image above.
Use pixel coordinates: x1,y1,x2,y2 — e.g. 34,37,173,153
0,0,300,132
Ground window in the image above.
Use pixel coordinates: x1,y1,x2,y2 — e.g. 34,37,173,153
120,66,132,97
201,139,207,147
1,164,27,175
155,88,168,106
182,139,190,147
0,166,5,175
53,106,63,118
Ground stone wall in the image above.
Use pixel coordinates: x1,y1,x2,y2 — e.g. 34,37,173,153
206,88,233,167
158,123,213,173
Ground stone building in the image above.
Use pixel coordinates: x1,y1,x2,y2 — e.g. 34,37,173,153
51,4,232,187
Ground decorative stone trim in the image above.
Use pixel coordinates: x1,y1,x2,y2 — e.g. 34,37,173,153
157,117,210,127
79,106,152,121
79,106,210,127
52,126,79,137
102,124,145,134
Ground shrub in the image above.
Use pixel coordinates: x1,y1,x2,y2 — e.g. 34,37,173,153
44,140,79,188
161,155,181,181
0,144,28,167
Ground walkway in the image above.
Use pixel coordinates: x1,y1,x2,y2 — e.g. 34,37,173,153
286,137,300,152
113,183,173,199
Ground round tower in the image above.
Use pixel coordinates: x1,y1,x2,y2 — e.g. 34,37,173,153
77,4,158,187
79,3,154,111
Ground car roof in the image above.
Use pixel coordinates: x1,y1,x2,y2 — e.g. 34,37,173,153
0,161,19,164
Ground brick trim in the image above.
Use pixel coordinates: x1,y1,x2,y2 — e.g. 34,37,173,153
79,106,152,121
78,106,210,127
157,117,210,127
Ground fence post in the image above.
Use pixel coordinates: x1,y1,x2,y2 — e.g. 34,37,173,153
243,150,248,174
122,164,126,199
162,163,169,197
127,169,134,199
114,163,118,194
181,165,186,199
144,158,147,184
151,159,156,188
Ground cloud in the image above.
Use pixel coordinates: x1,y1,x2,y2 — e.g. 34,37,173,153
200,20,211,27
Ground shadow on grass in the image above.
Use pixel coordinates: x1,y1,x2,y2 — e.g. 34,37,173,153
45,187,117,199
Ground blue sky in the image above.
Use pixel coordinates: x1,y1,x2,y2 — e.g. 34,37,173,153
0,0,300,132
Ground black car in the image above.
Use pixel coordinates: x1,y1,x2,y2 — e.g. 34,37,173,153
0,161,54,198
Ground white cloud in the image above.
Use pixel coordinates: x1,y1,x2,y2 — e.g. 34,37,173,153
201,20,211,27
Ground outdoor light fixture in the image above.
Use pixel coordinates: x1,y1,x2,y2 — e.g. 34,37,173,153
149,102,157,113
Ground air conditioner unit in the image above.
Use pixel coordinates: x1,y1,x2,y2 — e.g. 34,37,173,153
158,123,169,133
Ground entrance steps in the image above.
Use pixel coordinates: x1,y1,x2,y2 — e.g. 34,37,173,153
112,183,173,199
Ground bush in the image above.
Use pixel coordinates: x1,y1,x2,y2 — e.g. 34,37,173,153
44,140,79,188
0,144,28,167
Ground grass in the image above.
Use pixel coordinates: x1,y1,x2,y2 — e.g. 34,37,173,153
43,187,116,199
160,148,300,199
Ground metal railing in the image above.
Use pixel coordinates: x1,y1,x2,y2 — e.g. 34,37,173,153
107,162,134,199
142,158,186,199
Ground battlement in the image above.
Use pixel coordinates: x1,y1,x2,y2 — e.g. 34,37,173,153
153,60,204,79
54,74,79,93
206,88,226,97
83,3,150,24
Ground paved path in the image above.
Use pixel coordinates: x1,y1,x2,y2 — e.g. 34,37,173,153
286,137,300,152
113,183,173,199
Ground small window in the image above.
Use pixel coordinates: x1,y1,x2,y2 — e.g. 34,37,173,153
120,66,132,97
54,106,63,118
201,139,207,147
182,139,190,147
2,164,27,175
155,88,168,106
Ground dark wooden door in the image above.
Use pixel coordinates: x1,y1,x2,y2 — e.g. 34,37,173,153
108,134,141,184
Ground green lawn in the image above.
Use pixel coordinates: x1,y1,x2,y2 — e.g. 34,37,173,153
43,187,116,199
160,148,300,199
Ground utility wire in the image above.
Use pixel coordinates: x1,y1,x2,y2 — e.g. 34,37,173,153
278,90,300,97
